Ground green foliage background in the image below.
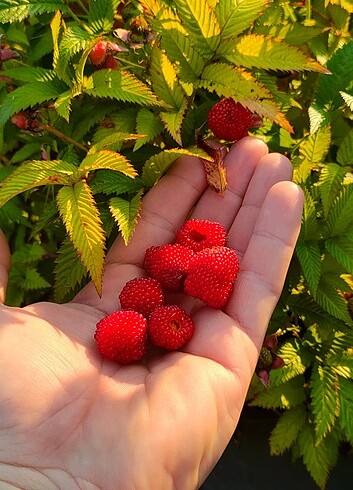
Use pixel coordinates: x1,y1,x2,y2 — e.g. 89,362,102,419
1,0,353,487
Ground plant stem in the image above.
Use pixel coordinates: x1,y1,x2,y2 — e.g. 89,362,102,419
36,122,88,153
119,58,146,71
306,0,312,23
75,0,89,15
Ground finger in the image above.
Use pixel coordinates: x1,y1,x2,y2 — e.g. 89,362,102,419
191,137,268,228
0,230,11,304
183,181,303,376
227,181,304,348
228,152,293,259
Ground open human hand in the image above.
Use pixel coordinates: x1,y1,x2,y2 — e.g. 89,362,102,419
0,137,303,490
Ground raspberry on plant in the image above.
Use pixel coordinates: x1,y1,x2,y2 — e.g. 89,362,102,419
119,277,165,318
11,111,31,130
184,246,239,308
89,41,109,65
94,310,148,364
100,55,118,69
148,305,195,350
207,98,260,142
143,244,194,292
175,219,227,252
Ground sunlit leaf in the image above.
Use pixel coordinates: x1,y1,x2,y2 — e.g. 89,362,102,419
56,181,105,296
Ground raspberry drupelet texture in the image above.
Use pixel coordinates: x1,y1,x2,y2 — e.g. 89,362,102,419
148,305,195,350
175,219,227,252
184,246,239,308
94,310,148,363
207,98,257,142
143,243,194,292
119,277,165,318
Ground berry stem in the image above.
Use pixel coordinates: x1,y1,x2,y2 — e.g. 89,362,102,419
36,122,88,153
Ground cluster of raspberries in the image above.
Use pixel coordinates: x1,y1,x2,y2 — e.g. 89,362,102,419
94,219,240,364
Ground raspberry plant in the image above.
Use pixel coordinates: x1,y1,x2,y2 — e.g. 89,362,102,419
1,0,353,487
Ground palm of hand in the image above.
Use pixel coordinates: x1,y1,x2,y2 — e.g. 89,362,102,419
0,138,303,490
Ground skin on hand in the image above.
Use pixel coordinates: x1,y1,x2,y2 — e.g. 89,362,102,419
0,137,304,490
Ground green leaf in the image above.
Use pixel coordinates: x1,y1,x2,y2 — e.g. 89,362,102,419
133,109,164,151
316,274,353,324
54,90,73,121
216,0,268,40
77,150,137,179
109,191,143,245
86,70,163,106
338,377,353,444
296,240,321,296
256,22,322,46
0,0,68,23
310,363,339,442
56,181,105,296
11,242,46,264
325,237,353,275
0,79,67,125
319,163,348,217
30,200,58,238
269,406,307,456
54,237,87,303
74,105,136,141
249,375,306,409
325,183,353,236
314,42,353,113
91,170,144,196
287,293,339,330
159,100,188,145
150,45,186,110
88,0,120,34
336,128,353,166
23,267,51,291
11,142,42,163
141,147,211,187
326,354,353,379
55,25,92,84
297,424,340,489
200,62,271,100
1,66,55,83
299,126,331,165
90,132,145,153
173,0,221,57
300,189,318,240
269,339,312,387
218,34,329,72
0,160,76,207
142,0,205,80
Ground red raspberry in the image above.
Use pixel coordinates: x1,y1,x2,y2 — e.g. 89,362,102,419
143,244,193,292
184,246,239,308
119,277,164,318
11,111,31,130
148,305,195,350
207,98,258,142
89,41,108,65
94,310,148,363
176,219,227,252
100,54,118,69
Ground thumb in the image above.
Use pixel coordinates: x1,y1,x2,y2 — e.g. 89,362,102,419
0,230,11,304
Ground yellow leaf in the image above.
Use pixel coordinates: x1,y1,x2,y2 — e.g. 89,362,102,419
56,181,105,296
